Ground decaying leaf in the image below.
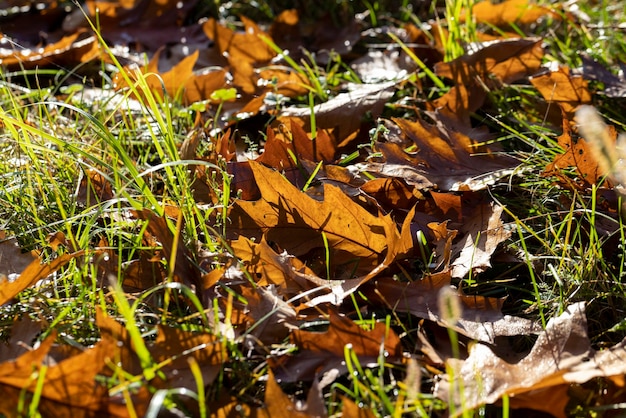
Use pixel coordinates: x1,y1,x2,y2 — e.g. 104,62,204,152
363,272,541,343
436,303,626,417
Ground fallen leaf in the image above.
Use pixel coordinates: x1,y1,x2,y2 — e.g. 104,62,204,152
114,50,228,105
0,32,99,70
0,251,85,306
228,161,412,281
258,370,310,418
543,116,612,188
84,0,200,52
280,82,396,142
369,118,520,191
273,312,402,383
530,66,592,116
0,231,37,279
363,272,541,343
469,0,557,27
435,303,623,417
133,210,202,297
449,202,511,278
0,328,139,417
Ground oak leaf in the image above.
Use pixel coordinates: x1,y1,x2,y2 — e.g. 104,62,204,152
273,312,402,383
363,272,541,343
369,118,520,191
469,0,557,26
228,161,413,282
436,303,626,417
530,66,592,116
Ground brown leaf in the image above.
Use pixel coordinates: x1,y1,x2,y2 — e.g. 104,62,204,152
280,82,396,141
114,50,228,105
371,118,519,191
448,202,511,278
274,312,402,383
341,397,377,418
543,116,610,188
84,0,200,52
238,286,299,345
0,231,37,279
258,370,310,418
0,328,137,418
97,309,226,389
435,37,543,86
203,17,275,95
469,0,557,26
0,251,84,306
76,169,115,207
530,66,592,116
228,161,411,283
229,236,320,295
0,32,99,70
435,303,614,417
363,272,541,343
133,210,202,296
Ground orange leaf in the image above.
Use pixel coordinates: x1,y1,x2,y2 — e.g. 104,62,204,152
530,66,592,115
0,32,99,70
0,251,84,306
543,117,610,188
469,0,557,26
228,161,411,282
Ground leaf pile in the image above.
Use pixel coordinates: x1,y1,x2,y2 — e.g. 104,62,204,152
1,0,626,417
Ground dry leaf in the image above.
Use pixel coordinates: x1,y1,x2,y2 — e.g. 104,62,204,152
0,32,99,70
469,0,557,26
0,251,84,306
363,272,541,343
449,202,511,278
0,231,37,279
370,118,520,191
543,116,611,188
530,66,592,116
274,312,402,383
228,161,412,282
435,303,624,417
